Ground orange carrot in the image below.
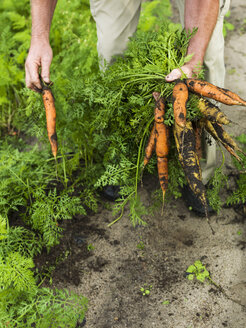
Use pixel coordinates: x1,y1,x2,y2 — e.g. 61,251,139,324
144,124,156,167
152,92,169,202
172,80,188,128
157,157,168,201
185,78,246,106
42,87,57,158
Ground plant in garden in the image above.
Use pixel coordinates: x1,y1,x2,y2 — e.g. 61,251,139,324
206,150,228,212
227,134,246,207
0,214,88,327
137,239,145,251
87,243,95,251
140,284,153,296
0,139,89,326
27,188,86,250
186,260,211,283
185,260,222,291
0,0,31,133
223,11,235,37
0,287,88,328
138,0,172,32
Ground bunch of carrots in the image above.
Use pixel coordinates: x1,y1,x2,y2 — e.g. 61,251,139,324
40,75,245,224
144,79,246,219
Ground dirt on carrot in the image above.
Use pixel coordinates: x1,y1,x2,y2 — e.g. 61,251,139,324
172,80,188,128
198,98,231,125
173,121,207,211
193,122,203,160
185,78,246,106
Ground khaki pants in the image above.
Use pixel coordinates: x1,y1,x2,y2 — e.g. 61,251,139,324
90,0,230,183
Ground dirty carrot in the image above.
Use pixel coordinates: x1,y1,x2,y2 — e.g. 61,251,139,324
211,122,244,154
204,120,245,161
198,98,231,125
42,87,58,158
193,122,203,160
172,80,188,127
174,120,214,233
185,78,246,106
174,121,206,208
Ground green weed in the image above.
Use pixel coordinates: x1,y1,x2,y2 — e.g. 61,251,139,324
140,284,153,296
186,260,222,292
223,11,235,37
87,244,95,251
186,260,210,283
227,134,246,207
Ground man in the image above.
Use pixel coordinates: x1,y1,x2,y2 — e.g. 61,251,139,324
25,0,230,214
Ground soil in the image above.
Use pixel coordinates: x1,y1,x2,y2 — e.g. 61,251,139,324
35,1,246,327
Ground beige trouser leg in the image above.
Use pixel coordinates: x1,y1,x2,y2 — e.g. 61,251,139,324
175,0,231,183
89,0,141,69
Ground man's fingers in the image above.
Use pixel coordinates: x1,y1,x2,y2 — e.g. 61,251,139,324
25,62,42,92
165,68,182,82
165,66,194,82
40,53,53,84
41,59,51,84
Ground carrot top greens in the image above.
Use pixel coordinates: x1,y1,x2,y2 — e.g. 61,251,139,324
99,23,203,128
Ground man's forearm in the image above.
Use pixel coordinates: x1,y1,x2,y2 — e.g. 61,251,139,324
184,0,219,67
31,0,57,41
25,0,57,90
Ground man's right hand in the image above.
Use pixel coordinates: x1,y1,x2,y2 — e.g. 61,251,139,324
25,37,53,92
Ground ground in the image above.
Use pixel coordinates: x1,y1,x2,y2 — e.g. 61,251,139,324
35,1,246,327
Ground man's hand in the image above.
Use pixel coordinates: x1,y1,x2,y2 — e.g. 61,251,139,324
25,38,52,92
25,0,57,92
165,64,196,82
165,0,219,83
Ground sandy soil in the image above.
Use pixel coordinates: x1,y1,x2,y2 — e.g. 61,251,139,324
38,1,246,327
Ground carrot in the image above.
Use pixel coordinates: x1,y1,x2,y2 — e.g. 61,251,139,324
157,157,168,202
172,80,188,127
152,91,165,123
204,120,245,161
185,78,246,106
193,122,203,160
173,121,207,213
152,92,169,202
174,121,215,233
42,86,57,158
198,98,231,125
211,122,245,155
222,144,243,163
144,124,156,167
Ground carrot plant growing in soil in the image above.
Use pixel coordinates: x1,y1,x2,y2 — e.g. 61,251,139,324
0,0,99,325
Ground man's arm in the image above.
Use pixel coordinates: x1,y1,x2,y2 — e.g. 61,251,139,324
25,0,57,92
165,0,219,81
